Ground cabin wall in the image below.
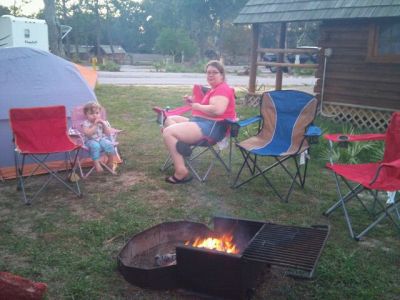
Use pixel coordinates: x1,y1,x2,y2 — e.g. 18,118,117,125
315,20,400,129
316,20,400,110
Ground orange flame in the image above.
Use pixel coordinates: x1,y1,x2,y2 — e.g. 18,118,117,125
185,234,239,254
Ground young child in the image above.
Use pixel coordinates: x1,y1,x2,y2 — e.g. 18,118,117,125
82,102,116,173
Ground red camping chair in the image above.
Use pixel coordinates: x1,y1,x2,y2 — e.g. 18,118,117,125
70,105,122,178
324,112,400,240
153,85,237,182
9,105,82,205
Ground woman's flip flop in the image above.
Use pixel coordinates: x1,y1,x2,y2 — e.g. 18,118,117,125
165,175,193,184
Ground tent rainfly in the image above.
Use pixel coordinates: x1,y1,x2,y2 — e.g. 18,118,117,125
0,47,97,179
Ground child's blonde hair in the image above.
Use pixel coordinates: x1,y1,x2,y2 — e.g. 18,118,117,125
83,101,102,115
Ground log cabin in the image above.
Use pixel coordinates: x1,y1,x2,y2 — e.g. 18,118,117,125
235,0,400,130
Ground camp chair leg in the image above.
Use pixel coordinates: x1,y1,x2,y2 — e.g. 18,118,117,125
14,151,82,204
209,147,231,173
355,200,400,240
161,155,173,172
162,140,231,182
232,150,287,201
233,150,307,202
184,145,230,182
322,172,399,240
30,154,82,196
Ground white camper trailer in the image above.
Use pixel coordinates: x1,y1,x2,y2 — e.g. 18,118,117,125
0,15,49,51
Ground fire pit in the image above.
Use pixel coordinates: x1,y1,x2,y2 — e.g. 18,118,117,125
118,216,329,299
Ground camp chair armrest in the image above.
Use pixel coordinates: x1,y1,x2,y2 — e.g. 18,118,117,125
305,125,322,144
109,128,123,135
236,115,262,128
324,133,386,143
68,128,85,146
226,116,262,138
305,125,322,137
371,159,400,185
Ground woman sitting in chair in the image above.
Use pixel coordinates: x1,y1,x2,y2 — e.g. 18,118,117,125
163,60,236,184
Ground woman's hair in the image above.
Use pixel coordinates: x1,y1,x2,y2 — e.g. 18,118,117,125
205,60,225,80
83,101,102,115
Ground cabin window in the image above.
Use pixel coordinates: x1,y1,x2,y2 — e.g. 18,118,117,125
24,29,30,38
368,22,400,63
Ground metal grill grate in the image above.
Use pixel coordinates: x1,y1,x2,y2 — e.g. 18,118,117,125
242,223,329,278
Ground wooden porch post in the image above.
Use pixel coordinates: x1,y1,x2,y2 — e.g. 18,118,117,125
275,22,287,90
248,23,260,94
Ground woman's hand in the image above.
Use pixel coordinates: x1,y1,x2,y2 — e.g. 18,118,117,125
183,95,193,105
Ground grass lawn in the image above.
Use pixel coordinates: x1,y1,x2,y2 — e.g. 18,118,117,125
0,85,399,299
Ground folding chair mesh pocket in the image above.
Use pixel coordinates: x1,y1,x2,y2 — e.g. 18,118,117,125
9,105,82,205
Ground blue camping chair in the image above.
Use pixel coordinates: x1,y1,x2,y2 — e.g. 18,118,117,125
232,90,321,202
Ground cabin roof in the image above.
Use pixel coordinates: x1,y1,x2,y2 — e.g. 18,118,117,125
234,0,400,24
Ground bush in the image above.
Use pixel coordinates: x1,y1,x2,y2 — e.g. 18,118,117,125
164,61,207,73
153,60,166,72
99,61,120,72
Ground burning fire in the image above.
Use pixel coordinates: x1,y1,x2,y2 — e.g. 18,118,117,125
185,234,239,254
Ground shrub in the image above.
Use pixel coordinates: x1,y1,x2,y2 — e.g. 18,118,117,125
99,61,120,72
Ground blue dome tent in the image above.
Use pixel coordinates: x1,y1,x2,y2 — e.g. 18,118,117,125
0,47,97,179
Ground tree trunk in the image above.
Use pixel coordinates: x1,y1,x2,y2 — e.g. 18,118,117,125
44,0,64,57
61,0,70,58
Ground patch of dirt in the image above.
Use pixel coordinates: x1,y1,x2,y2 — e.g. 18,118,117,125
68,198,105,221
1,252,32,270
82,170,151,193
145,189,170,208
360,238,400,252
66,170,158,220
117,170,151,187
12,221,37,239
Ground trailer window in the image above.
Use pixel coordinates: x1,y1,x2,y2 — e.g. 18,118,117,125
367,22,400,63
24,29,30,38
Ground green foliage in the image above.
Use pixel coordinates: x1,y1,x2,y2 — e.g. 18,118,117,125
98,60,120,72
292,67,316,76
152,60,166,72
164,60,207,73
221,24,251,63
0,5,11,16
155,28,197,62
317,122,385,164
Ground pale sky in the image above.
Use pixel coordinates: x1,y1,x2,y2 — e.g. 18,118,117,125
1,0,44,15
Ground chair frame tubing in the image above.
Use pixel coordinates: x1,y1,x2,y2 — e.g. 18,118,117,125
323,174,400,240
161,141,231,182
232,148,309,202
13,149,82,205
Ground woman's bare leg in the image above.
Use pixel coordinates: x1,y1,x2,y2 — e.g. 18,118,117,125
162,122,203,180
164,115,189,127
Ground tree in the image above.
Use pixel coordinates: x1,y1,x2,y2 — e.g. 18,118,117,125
221,24,251,64
155,28,196,63
0,5,11,16
44,0,64,56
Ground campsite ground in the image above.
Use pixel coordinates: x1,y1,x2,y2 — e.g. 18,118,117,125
0,85,399,299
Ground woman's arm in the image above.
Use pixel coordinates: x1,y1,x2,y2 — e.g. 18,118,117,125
192,95,229,117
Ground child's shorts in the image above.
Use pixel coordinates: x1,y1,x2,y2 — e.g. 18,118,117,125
190,117,227,142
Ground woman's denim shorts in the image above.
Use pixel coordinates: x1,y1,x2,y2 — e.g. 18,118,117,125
190,116,227,142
